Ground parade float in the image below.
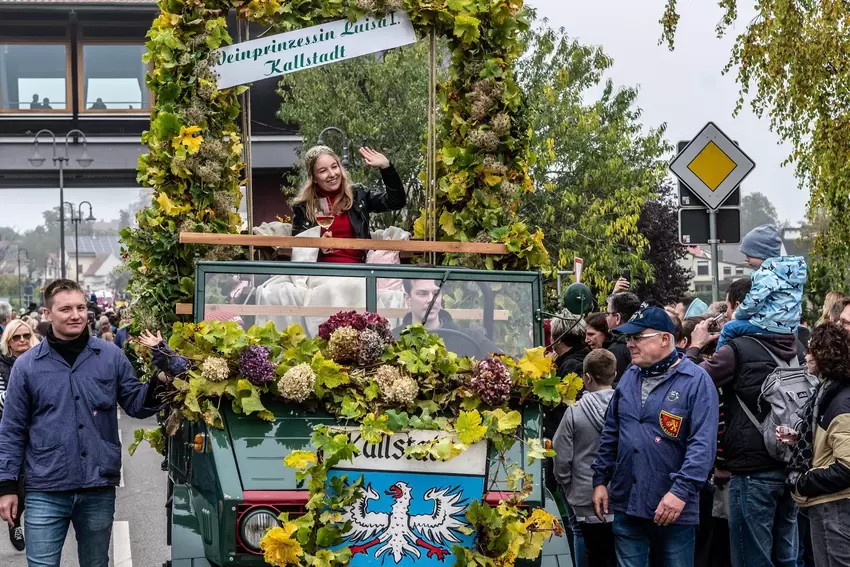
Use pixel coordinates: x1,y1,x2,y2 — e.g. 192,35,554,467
124,0,569,565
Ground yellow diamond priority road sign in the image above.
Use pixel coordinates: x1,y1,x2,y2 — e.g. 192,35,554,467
670,122,755,210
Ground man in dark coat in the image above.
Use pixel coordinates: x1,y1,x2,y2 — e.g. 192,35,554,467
605,292,641,381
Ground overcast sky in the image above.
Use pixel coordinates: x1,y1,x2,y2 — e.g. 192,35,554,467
3,0,806,231
531,0,807,224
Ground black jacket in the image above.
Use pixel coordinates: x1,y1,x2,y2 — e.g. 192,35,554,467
688,333,804,474
292,165,407,249
607,334,631,383
0,353,17,417
555,345,590,379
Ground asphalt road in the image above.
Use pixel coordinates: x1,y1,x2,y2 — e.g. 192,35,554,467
0,411,170,566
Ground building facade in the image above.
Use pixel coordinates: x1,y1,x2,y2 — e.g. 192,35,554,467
0,0,302,245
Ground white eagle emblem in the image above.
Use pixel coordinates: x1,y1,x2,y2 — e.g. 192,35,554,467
341,480,467,563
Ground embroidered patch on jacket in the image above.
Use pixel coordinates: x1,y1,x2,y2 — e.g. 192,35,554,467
667,390,680,402
659,410,683,438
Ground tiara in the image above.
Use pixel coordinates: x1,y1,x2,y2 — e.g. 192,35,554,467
304,145,335,163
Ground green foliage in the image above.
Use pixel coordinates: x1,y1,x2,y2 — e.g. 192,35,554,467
516,23,672,302
740,192,780,234
659,0,848,308
129,427,165,456
277,40,440,232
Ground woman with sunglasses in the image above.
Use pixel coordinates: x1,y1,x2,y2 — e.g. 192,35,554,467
0,319,39,553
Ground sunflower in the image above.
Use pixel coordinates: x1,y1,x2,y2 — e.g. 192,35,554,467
259,522,302,566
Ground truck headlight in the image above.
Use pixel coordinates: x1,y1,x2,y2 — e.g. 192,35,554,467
240,508,280,551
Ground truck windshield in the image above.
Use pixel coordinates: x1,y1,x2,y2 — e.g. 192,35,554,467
195,262,541,358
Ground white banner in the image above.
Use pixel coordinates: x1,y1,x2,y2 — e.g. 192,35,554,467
211,11,417,89
337,429,488,476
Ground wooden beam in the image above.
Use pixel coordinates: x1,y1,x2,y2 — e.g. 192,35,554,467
179,232,508,255
175,303,510,321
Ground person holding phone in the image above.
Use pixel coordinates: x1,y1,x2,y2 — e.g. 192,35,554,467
291,145,406,263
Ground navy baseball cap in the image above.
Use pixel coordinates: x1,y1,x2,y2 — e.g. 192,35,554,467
615,306,676,336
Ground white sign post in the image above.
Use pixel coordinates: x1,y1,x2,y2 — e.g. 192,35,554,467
211,11,417,89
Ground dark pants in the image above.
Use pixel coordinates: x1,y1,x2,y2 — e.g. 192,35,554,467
613,514,696,567
728,471,798,567
807,498,850,567
797,507,814,567
580,522,616,567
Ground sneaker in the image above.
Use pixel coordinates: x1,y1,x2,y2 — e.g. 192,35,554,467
9,525,24,552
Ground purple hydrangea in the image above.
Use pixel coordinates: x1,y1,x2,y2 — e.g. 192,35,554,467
239,346,275,385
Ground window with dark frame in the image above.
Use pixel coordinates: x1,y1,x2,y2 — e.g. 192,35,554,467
80,43,150,111
697,262,709,276
0,43,70,111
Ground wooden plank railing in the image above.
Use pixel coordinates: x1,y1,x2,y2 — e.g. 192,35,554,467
179,232,508,255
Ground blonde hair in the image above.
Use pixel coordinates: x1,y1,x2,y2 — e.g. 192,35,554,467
0,319,39,356
291,145,354,223
820,291,847,326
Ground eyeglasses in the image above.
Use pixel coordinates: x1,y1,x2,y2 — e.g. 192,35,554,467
625,332,664,343
11,333,31,341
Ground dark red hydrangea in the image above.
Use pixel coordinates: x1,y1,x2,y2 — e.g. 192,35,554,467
471,357,512,406
239,346,275,386
318,311,367,340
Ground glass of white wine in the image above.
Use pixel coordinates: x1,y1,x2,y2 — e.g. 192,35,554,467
316,197,335,254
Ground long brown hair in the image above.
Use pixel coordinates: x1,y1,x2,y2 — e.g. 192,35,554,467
291,145,355,223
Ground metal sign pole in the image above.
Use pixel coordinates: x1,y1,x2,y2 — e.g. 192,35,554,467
708,209,720,302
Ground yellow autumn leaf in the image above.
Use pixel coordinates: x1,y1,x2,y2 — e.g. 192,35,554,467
173,125,203,154
484,173,503,186
283,450,317,471
259,522,303,567
518,347,555,380
156,193,190,216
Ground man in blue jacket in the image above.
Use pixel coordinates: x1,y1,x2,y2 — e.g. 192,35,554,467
591,307,719,567
0,279,167,566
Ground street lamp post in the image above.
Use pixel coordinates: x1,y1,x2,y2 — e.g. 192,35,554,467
317,127,349,167
64,201,95,285
28,129,93,279
17,248,28,311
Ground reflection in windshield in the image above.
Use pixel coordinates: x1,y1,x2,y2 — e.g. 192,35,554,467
201,270,536,357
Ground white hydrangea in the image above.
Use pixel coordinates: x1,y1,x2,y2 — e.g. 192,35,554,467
201,357,230,382
278,363,316,403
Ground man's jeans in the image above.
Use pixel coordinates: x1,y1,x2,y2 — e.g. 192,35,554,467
24,489,116,567
728,471,798,567
612,514,696,567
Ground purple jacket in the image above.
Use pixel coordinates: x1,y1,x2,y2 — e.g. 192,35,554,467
0,336,159,492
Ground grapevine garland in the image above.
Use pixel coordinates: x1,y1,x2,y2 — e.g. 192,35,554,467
137,312,577,567
124,0,550,334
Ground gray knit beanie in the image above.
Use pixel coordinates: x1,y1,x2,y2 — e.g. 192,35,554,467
740,224,782,260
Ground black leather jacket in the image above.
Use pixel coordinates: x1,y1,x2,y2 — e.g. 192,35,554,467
292,164,406,246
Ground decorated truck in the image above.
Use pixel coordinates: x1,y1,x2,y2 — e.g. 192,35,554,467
150,261,577,567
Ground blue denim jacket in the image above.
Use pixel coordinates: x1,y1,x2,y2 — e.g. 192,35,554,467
0,336,159,491
591,356,719,525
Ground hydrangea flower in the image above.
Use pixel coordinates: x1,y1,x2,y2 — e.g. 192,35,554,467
200,357,229,382
318,311,367,340
374,365,418,405
278,363,315,403
239,346,275,386
327,327,360,364
358,328,386,365
471,357,512,406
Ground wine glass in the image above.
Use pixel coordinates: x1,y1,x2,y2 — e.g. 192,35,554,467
316,197,335,254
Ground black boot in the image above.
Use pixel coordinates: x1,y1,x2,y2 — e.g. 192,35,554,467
8,522,24,551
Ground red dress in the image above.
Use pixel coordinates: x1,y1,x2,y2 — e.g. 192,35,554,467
318,196,363,263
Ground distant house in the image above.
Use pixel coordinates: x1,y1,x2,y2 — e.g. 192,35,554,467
678,245,753,300
64,235,122,287
82,253,122,291
781,226,811,264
